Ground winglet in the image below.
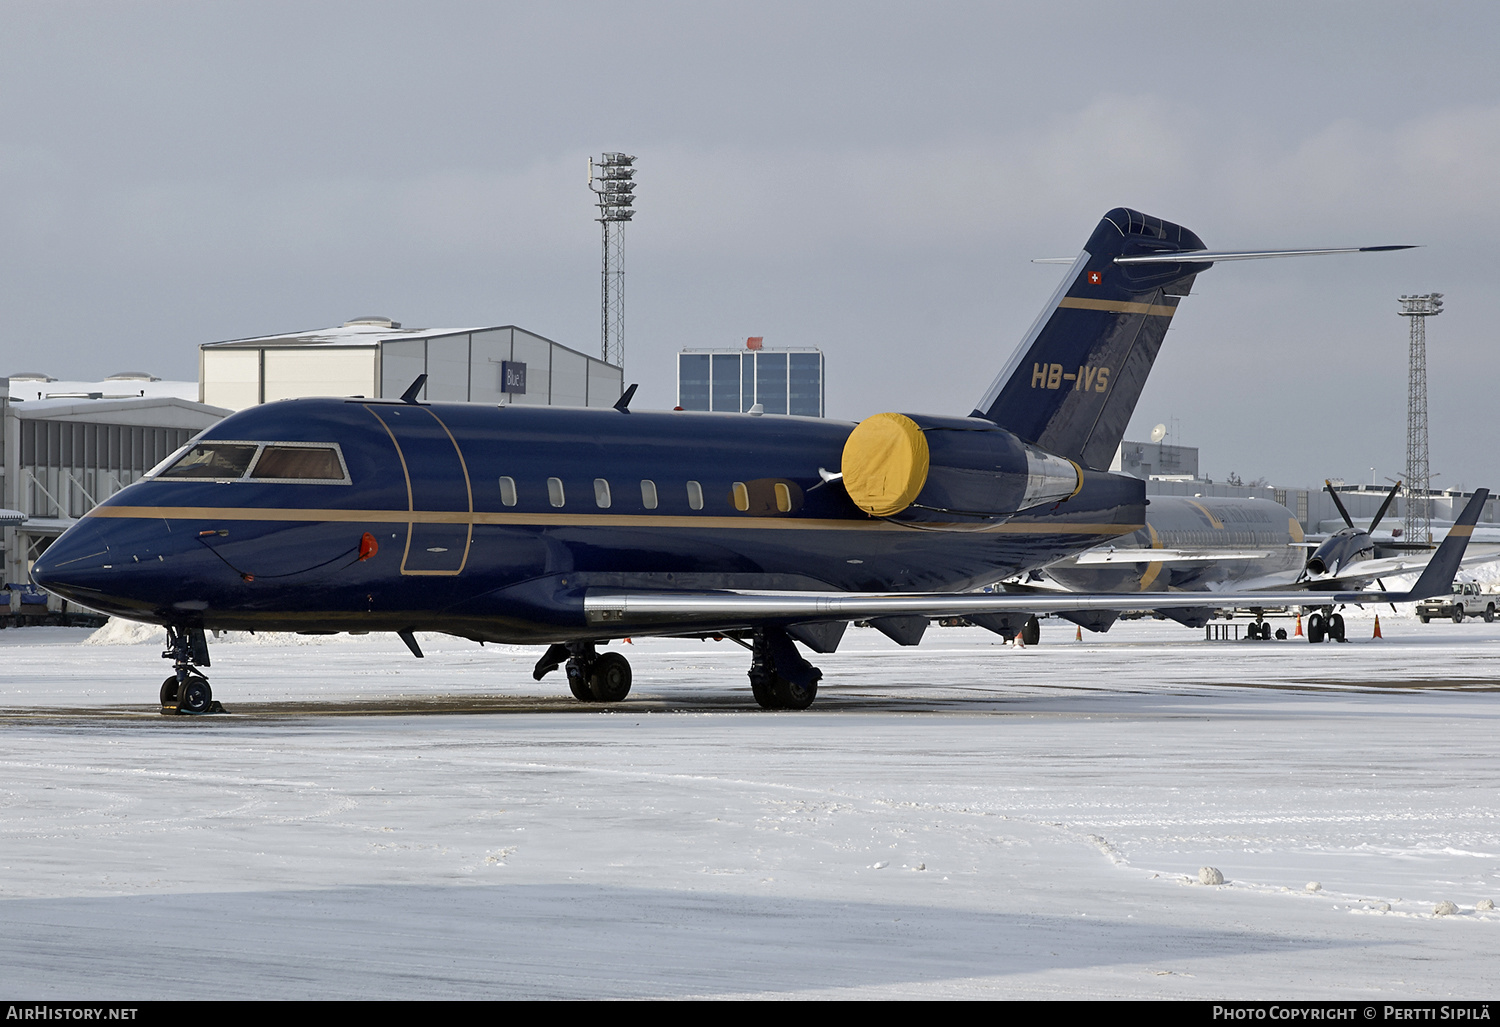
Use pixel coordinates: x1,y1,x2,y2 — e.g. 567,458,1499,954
1404,489,1489,600
400,375,428,405
614,383,639,412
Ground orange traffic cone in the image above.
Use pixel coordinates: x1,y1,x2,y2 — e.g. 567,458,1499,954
1372,615,1382,639
1013,631,1025,648
1294,613,1304,637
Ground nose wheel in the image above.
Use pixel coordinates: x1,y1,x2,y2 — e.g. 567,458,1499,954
160,673,215,713
160,626,224,714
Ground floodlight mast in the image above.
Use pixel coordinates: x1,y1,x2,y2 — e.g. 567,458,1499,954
588,153,636,368
1398,292,1443,544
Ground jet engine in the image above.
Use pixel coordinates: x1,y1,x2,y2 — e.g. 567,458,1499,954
840,412,1081,524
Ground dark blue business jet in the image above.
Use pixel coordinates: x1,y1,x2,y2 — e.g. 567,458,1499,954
32,208,1478,712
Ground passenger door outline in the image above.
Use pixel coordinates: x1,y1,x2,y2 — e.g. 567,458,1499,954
364,405,474,575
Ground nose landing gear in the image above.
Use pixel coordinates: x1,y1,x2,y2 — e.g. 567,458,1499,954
161,626,224,714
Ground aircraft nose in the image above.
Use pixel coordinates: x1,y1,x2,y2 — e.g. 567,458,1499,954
30,523,112,600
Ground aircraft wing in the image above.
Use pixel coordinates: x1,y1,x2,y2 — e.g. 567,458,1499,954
584,490,1484,629
1065,546,1281,565
586,582,1421,628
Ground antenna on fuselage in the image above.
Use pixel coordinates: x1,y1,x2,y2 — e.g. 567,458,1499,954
400,374,428,405
613,383,638,412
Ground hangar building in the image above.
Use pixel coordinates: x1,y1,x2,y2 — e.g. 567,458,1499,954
2,373,228,619
200,317,623,410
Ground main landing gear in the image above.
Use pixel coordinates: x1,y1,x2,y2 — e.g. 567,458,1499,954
533,642,633,703
1242,609,1288,641
531,626,826,710
160,626,224,714
1305,607,1347,644
747,626,822,710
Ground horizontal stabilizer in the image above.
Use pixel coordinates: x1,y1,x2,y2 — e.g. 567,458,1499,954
1114,245,1415,265
1034,246,1415,265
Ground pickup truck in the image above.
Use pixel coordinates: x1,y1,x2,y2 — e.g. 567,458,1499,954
1417,583,1500,623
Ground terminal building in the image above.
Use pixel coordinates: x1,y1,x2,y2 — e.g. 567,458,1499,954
200,318,623,410
1112,437,1500,536
677,338,824,416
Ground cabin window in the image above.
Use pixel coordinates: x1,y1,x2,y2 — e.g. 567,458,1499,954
775,482,792,513
158,443,259,479
732,482,749,512
640,479,658,510
250,445,345,481
548,477,566,508
498,476,517,506
686,480,704,511
594,478,612,509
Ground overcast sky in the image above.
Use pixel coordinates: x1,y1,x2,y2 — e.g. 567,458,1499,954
3,1,1497,489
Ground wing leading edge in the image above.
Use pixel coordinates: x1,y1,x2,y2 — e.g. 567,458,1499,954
585,490,1486,630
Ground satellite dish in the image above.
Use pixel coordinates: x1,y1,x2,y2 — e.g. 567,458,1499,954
1150,423,1167,443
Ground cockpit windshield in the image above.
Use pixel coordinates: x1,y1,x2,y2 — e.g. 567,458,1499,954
154,442,349,483
157,443,259,479
251,445,345,480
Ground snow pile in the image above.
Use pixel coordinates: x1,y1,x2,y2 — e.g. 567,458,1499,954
84,617,355,647
83,618,165,646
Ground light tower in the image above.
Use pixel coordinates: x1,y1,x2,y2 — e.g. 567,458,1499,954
588,153,636,367
1398,292,1443,544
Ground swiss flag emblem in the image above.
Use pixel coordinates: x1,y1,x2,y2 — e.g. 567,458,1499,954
1088,271,1102,285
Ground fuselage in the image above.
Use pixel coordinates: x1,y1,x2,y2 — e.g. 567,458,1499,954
33,397,1145,642
1043,494,1305,594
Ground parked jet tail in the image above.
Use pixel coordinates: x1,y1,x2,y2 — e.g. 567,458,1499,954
971,208,1207,470
1401,489,1488,601
971,209,1416,471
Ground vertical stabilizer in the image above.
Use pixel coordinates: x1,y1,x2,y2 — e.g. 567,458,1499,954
972,208,1208,470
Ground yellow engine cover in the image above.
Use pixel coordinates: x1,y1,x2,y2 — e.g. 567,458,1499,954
841,412,930,517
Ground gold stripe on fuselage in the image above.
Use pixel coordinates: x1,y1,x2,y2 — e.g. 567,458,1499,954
1058,297,1177,317
1138,522,1165,591
84,505,1141,535
1184,499,1225,530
